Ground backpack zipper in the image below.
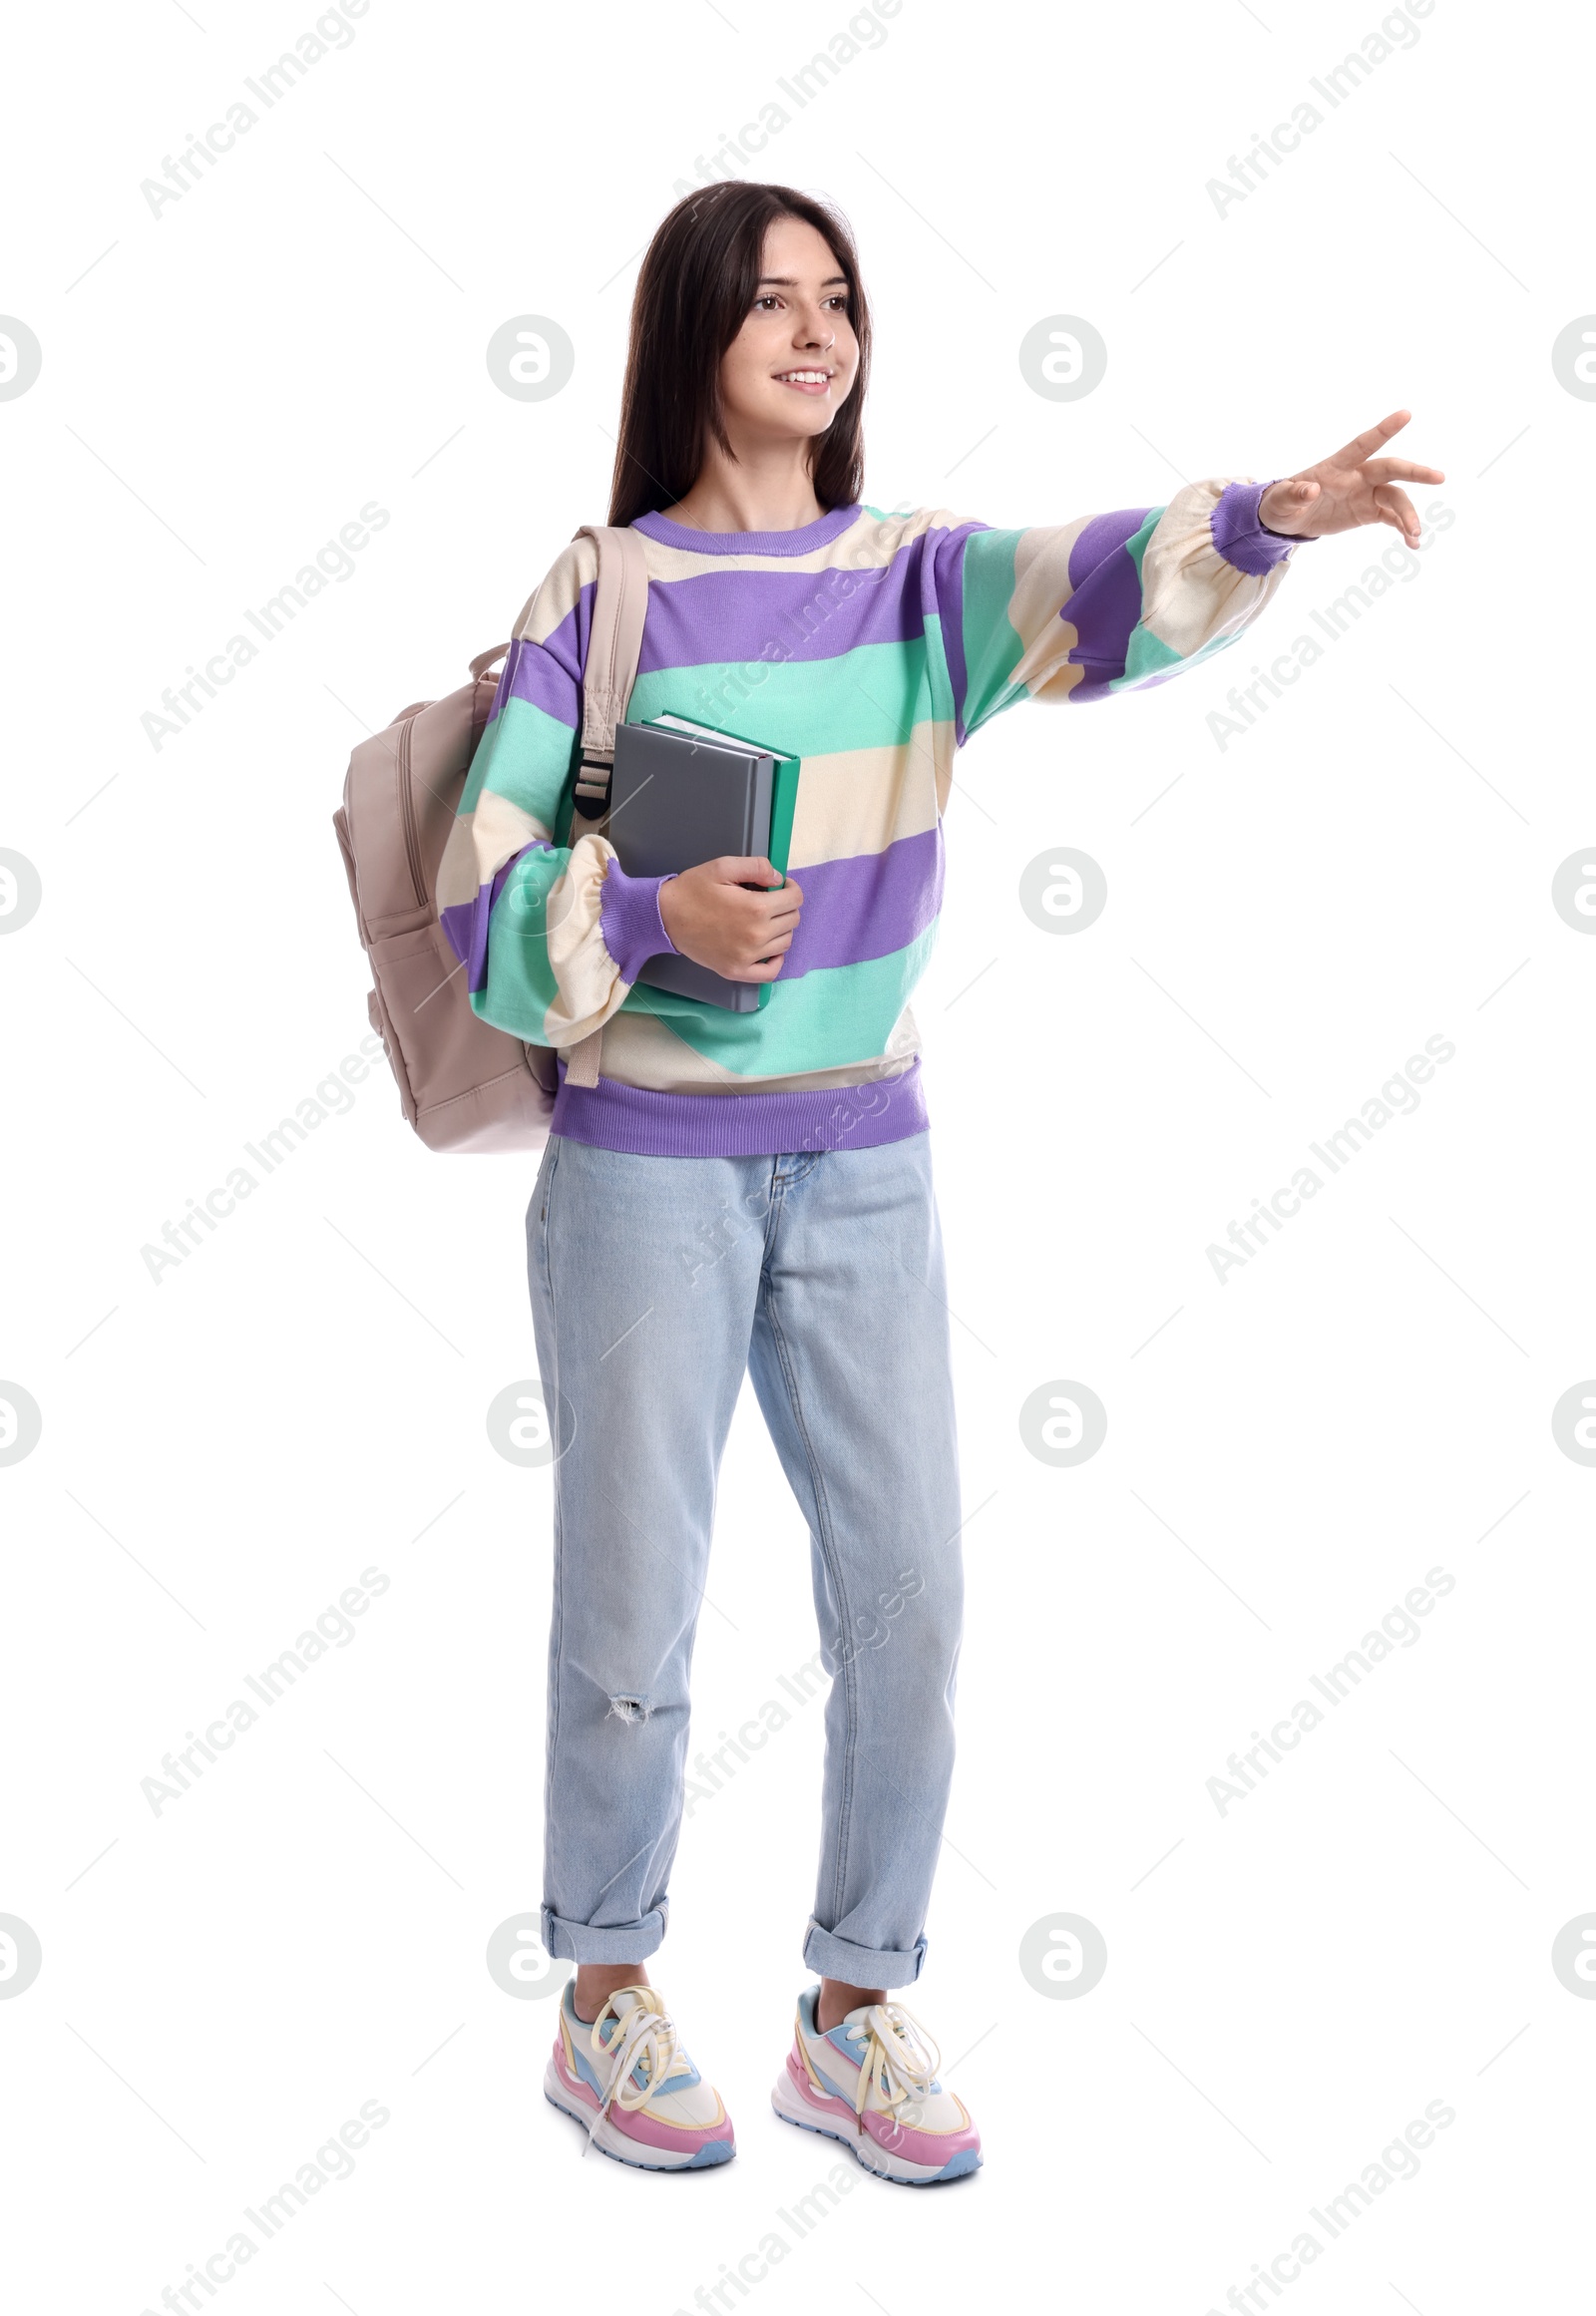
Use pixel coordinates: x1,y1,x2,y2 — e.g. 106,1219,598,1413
397,713,426,907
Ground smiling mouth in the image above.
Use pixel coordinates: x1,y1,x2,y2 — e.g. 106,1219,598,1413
774,369,835,390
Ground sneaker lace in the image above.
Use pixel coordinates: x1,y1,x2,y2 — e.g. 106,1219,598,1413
844,2002,941,2125
582,1995,690,2154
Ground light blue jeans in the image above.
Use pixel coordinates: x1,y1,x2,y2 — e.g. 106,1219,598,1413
528,1129,965,1988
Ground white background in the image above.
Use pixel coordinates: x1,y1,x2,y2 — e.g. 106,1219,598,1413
3,0,1591,2307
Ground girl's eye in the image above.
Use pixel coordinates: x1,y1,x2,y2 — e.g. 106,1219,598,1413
752,292,849,312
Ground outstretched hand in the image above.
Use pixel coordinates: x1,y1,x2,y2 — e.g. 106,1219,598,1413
1258,411,1444,548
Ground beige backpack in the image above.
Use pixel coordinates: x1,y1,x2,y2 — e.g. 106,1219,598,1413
332,525,647,1153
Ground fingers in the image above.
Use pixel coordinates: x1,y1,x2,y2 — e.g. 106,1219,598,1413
708,858,806,911
1337,408,1411,465
1322,409,1410,470
736,930,795,981
664,855,804,982
736,874,802,979
740,875,801,920
1367,457,1446,485
1374,483,1421,542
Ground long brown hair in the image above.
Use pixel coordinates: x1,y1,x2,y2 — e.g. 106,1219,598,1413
608,182,870,527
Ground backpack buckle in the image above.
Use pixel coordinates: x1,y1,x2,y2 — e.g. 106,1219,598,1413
572,753,611,819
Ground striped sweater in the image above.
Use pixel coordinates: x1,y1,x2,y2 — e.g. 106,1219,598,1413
438,482,1305,1157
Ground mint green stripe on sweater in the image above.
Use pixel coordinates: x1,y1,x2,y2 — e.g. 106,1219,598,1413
627,635,934,758
957,529,1027,734
470,847,569,1042
921,608,958,726
620,923,942,1078
1117,625,1185,685
1114,619,1240,690
462,694,578,826
1122,508,1160,584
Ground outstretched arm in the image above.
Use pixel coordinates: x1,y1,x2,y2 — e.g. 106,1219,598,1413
939,410,1443,742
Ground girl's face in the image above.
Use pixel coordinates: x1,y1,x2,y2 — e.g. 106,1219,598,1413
717,215,859,452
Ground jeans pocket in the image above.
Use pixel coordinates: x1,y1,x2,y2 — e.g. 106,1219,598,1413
534,1135,563,1291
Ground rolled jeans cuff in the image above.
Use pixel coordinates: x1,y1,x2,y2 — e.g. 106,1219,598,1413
802,1920,927,1989
542,1899,668,1964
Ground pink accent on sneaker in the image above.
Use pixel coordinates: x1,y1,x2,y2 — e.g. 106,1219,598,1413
787,2031,980,2163
859,2099,981,2167
554,2026,733,2156
783,2008,983,2176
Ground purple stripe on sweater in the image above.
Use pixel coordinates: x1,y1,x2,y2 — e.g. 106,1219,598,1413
928,525,978,745
1061,670,1124,704
490,633,581,729
533,523,986,690
1060,507,1151,681
1067,507,1150,593
782,826,943,976
599,861,678,983
635,559,926,674
441,813,938,1005
550,1056,929,1158
1212,480,1299,575
440,841,552,993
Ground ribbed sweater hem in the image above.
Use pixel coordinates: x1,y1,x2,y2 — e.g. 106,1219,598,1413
549,1056,928,1157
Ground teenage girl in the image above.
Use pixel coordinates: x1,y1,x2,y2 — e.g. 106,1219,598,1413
441,179,1441,2180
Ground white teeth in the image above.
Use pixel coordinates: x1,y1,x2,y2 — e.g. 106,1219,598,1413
779,371,830,383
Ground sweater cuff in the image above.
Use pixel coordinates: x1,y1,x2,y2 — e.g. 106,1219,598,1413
598,861,678,984
1212,479,1305,576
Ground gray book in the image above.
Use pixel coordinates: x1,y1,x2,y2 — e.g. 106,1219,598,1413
604,714,798,1012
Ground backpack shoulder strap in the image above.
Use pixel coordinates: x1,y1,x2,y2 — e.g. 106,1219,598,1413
565,524,648,1090
571,523,648,819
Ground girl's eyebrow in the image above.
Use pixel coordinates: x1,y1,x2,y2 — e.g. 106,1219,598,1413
756,275,849,288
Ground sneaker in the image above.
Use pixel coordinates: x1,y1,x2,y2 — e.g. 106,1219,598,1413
771,1987,982,2184
545,1981,735,2170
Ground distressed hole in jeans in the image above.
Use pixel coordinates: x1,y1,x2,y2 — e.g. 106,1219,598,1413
607,1694,652,1724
